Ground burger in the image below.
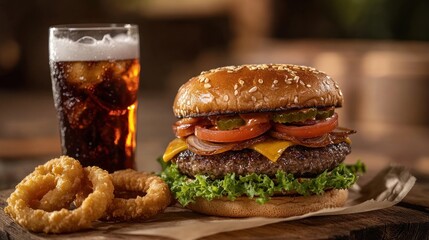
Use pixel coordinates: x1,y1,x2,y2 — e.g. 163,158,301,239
160,64,364,217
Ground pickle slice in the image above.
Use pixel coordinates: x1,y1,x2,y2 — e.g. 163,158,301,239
272,108,317,123
217,116,245,130
316,108,335,120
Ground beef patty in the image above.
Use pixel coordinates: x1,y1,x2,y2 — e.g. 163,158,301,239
171,142,351,179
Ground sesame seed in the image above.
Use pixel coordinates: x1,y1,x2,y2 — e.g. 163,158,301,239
204,78,210,83
196,106,200,113
204,83,211,89
234,84,238,90
234,90,239,96
251,96,257,102
264,96,269,102
339,91,343,96
299,81,305,86
293,76,300,82
249,86,258,93
321,97,324,101
273,79,278,84
239,79,244,85
223,95,229,101
294,96,299,104
258,79,264,84
285,80,292,85
285,69,293,75
306,84,312,88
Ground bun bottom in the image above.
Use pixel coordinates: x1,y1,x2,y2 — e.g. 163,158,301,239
186,189,348,218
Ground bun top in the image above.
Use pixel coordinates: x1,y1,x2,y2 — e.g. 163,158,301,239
173,64,343,118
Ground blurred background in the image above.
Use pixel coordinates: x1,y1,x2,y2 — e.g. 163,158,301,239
1,0,429,189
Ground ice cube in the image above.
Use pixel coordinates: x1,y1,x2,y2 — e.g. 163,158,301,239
93,76,136,111
64,98,96,129
111,61,128,77
112,60,139,93
66,62,107,88
97,114,129,146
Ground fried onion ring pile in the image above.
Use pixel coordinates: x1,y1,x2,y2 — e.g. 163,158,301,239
4,156,172,234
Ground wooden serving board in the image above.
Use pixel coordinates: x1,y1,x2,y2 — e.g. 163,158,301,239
1,180,429,240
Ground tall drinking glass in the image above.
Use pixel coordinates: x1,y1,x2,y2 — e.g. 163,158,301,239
49,24,140,172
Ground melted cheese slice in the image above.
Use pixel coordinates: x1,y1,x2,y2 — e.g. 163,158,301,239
162,138,187,162
345,137,352,145
250,140,295,162
162,138,294,162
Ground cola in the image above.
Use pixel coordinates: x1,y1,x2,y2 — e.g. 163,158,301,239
50,59,139,172
49,25,140,172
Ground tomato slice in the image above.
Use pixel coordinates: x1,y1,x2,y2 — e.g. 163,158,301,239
195,122,271,143
273,113,338,138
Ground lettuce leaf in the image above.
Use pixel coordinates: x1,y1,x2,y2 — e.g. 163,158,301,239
160,159,365,206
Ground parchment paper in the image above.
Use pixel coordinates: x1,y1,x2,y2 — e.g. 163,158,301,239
110,165,416,240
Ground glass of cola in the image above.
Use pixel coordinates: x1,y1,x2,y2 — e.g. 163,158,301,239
49,24,140,172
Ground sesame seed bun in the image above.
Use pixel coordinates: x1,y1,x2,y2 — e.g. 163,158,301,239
186,189,348,218
173,64,343,118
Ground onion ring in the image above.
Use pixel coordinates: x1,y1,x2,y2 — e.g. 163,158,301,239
103,169,172,221
187,135,236,155
32,156,84,211
187,134,270,156
5,164,114,233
